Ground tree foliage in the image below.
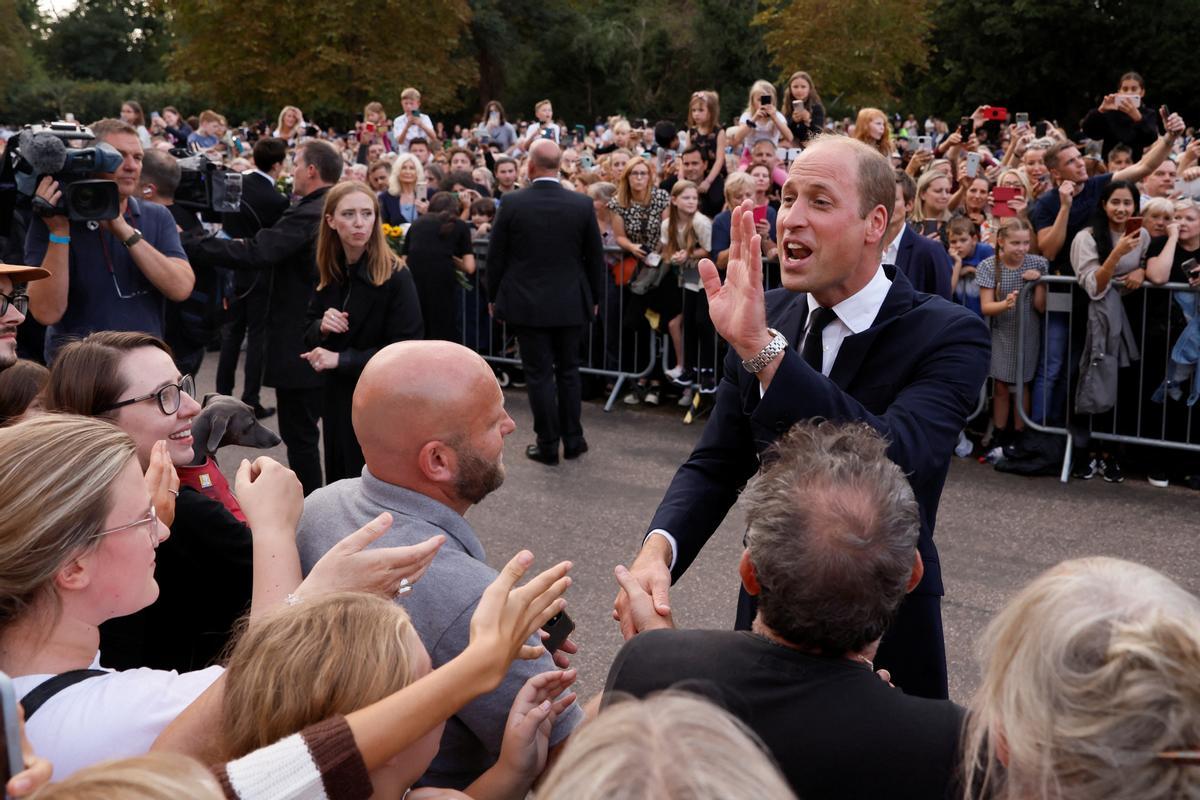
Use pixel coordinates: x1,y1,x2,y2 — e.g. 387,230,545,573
168,0,476,121
38,0,171,84
755,0,933,108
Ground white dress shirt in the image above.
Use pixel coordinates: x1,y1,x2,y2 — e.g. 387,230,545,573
881,224,905,269
648,266,893,569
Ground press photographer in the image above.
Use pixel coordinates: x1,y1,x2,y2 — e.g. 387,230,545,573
21,119,193,361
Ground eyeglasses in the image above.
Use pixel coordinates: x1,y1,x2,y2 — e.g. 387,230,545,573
97,504,161,548
101,374,196,415
0,291,28,317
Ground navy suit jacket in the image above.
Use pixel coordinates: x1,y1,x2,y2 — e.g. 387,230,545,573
893,224,953,301
648,266,990,598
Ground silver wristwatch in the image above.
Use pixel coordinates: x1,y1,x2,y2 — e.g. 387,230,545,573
741,328,788,373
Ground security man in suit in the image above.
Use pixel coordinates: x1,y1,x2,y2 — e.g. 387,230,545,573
185,139,341,495
214,137,291,420
614,135,990,699
486,139,605,465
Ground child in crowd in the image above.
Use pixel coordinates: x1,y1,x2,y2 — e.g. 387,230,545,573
947,216,994,317
977,217,1047,454
660,180,713,405
522,99,561,149
686,90,727,193
470,197,497,238
732,80,793,169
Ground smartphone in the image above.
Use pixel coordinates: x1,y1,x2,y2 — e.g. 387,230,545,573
410,109,420,119
916,135,933,151
1015,112,1029,127
1033,121,1048,138
0,672,23,791
542,611,575,653
363,121,376,133
1160,105,1171,128
965,152,981,178
992,186,1020,218
541,128,554,140
959,117,974,138
785,147,803,162
760,95,772,107
1118,93,1142,109
1125,216,1143,235
488,112,499,127
1182,258,1199,278
752,205,768,224
793,100,803,108
580,153,595,170
983,106,1008,121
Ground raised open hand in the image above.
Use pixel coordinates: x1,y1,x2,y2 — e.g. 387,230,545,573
697,199,770,359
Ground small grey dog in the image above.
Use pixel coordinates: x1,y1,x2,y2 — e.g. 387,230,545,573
189,393,282,466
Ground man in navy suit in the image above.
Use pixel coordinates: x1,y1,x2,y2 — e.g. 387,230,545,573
613,136,989,700
487,139,605,465
884,170,953,300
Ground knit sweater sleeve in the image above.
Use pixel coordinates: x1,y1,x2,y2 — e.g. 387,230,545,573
214,715,373,800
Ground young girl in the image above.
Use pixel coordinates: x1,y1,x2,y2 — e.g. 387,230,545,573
730,80,793,164
660,181,713,406
686,90,727,195
977,217,1047,452
781,70,826,144
851,108,891,158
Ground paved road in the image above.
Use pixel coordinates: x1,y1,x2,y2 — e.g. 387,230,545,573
204,356,1200,703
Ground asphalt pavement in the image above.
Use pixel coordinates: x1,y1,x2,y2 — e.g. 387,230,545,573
204,355,1200,704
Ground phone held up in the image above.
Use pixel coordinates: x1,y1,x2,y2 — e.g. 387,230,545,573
992,186,1020,218
1125,216,1143,236
0,671,24,795
542,611,575,654
1182,258,1200,279
958,117,974,138
965,152,981,179
759,95,772,107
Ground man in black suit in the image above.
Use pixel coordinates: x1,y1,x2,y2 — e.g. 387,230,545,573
215,137,291,419
486,140,605,465
184,139,341,495
614,136,990,699
884,170,953,299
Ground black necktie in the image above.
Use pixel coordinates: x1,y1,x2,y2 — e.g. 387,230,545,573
801,306,837,373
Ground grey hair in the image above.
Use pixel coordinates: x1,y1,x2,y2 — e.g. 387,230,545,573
741,421,918,655
536,691,797,800
961,557,1200,800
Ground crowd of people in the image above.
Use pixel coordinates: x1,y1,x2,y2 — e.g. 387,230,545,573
0,65,1198,799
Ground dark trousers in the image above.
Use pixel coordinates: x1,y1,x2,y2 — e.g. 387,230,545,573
516,325,585,450
216,280,270,405
735,587,948,700
322,380,365,484
275,386,323,495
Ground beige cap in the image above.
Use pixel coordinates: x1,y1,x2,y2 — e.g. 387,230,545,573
0,263,50,282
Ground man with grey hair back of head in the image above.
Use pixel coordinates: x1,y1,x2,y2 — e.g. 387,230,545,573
607,420,964,800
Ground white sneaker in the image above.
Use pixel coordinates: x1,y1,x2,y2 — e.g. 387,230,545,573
664,365,684,381
623,389,641,405
677,387,695,407
954,430,973,458
644,387,661,405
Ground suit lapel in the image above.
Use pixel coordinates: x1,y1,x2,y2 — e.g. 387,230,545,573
828,266,915,389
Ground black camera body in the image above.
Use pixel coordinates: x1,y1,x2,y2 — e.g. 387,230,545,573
172,151,242,222
1,121,123,225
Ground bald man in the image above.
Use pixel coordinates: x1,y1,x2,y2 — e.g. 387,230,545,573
486,139,605,465
296,340,582,789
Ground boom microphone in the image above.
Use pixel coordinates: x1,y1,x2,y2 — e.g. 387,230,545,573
16,131,67,175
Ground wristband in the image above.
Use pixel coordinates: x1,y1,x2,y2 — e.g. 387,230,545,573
49,233,70,245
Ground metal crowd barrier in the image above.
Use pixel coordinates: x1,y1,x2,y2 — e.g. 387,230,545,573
1015,274,1200,482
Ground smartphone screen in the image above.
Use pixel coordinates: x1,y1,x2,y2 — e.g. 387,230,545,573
760,95,772,107
1034,121,1048,138
992,187,1020,218
966,153,980,178
1125,216,1143,235
0,672,23,789
1015,112,1029,126
542,611,575,653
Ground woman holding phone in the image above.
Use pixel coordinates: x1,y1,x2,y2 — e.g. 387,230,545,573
729,80,793,155
1080,72,1160,161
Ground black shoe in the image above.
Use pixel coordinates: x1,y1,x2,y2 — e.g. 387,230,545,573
1101,458,1124,483
564,440,589,459
525,443,559,465
252,404,276,420
1072,456,1100,480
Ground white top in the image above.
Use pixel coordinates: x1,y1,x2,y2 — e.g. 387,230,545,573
524,122,562,147
392,112,435,150
649,265,893,569
881,225,905,269
15,655,223,780
739,111,790,146
659,215,714,292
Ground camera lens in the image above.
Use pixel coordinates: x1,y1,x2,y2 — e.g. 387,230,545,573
72,184,106,216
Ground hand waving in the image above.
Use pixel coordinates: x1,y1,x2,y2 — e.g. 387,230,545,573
297,512,444,600
698,199,770,360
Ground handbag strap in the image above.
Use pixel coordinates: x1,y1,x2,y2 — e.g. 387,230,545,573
22,669,106,721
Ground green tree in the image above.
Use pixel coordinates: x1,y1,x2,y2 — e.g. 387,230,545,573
754,0,933,108
169,0,476,122
0,0,40,99
39,0,171,84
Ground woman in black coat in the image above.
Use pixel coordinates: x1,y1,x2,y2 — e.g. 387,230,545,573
303,181,423,482
402,191,476,342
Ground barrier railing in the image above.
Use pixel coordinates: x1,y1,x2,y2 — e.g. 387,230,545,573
1015,274,1200,482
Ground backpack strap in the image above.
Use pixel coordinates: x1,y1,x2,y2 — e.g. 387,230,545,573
21,669,106,721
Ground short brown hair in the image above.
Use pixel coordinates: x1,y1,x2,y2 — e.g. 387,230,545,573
89,118,139,144
1043,141,1076,172
44,331,172,419
297,139,343,184
894,169,917,205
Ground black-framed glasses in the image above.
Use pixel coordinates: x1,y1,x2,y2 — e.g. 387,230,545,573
0,291,28,317
101,374,195,415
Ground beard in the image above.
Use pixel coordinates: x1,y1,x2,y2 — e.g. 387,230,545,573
0,330,18,370
452,441,505,505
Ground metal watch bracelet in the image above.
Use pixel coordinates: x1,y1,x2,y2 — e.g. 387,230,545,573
741,328,788,374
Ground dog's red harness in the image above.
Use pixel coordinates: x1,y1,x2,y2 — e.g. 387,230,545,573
176,457,247,523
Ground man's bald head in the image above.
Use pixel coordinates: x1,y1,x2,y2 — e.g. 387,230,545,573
353,341,496,470
529,139,562,176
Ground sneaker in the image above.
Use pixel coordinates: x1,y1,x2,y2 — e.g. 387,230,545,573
954,430,973,458
668,367,696,387
1101,458,1124,483
644,385,661,405
623,388,642,405
984,446,1004,465
677,387,695,407
664,364,684,381
1072,457,1100,480
697,369,717,393
1148,471,1170,488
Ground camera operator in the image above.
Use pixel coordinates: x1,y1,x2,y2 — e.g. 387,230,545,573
25,118,195,361
183,139,341,495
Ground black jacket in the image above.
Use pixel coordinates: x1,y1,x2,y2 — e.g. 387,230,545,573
1080,106,1160,161
185,185,330,389
303,258,424,379
893,224,953,301
486,180,605,327
222,171,289,239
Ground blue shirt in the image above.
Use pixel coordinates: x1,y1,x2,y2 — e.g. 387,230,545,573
1030,173,1112,274
711,206,777,260
187,132,219,149
26,198,190,361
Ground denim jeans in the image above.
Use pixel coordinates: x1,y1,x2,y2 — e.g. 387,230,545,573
1031,310,1069,425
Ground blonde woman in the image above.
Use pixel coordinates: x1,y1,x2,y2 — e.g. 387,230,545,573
380,152,427,225
303,181,423,482
961,557,1200,800
911,169,954,240
273,105,305,144
537,692,797,799
730,79,793,153
852,108,892,158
